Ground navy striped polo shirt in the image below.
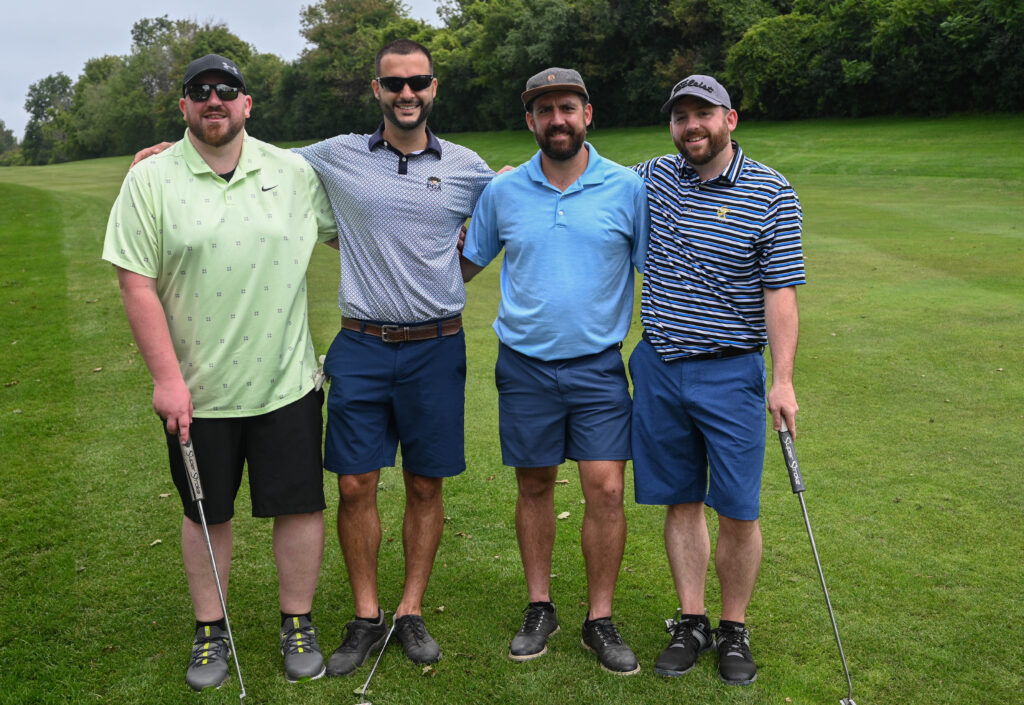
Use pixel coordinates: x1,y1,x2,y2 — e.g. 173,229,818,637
633,142,805,361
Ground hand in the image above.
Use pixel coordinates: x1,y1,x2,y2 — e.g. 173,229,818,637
457,223,468,253
154,378,194,443
497,164,515,175
767,382,798,438
131,141,175,167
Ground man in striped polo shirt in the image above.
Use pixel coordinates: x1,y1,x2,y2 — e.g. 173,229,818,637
630,75,805,686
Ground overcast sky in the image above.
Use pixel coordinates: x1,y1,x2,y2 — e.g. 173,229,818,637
1,0,443,140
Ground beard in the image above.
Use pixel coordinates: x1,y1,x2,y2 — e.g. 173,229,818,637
186,108,245,148
536,123,587,161
674,123,731,166
380,94,434,132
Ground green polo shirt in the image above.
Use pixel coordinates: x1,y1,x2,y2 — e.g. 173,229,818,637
103,131,337,417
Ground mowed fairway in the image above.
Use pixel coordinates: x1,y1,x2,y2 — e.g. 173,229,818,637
1,115,1021,705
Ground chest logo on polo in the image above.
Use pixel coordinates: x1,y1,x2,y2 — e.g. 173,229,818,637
426,176,442,191
716,206,731,220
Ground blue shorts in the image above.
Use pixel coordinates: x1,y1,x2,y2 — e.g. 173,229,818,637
629,338,766,520
495,342,631,468
323,323,466,478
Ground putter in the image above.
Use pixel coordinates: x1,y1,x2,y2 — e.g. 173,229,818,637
179,438,247,700
778,420,856,705
355,618,396,705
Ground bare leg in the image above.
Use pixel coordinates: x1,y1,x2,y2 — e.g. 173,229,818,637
665,502,710,614
515,466,558,603
395,470,445,617
578,460,626,619
337,471,381,619
274,511,325,614
182,516,231,621
717,516,762,623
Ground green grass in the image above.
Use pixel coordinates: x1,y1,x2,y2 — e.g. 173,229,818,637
1,114,1022,705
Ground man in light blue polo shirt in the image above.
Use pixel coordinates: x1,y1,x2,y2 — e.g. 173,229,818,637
461,67,649,675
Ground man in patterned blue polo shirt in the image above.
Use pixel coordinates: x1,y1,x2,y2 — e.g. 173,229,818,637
294,39,494,676
630,75,805,686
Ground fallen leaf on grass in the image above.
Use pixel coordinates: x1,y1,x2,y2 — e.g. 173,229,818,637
434,605,445,613
150,539,162,547
486,474,495,481
12,409,22,414
158,493,171,499
557,511,571,520
421,665,436,677
454,531,472,538
92,367,103,373
4,379,18,387
554,479,569,485
85,299,99,304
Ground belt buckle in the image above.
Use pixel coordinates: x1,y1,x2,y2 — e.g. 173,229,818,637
380,324,406,343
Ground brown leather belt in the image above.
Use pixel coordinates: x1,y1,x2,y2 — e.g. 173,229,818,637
342,316,462,343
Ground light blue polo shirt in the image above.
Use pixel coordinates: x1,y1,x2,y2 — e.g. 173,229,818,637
463,143,649,361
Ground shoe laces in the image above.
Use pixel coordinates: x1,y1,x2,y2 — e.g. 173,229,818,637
190,634,229,665
340,619,379,649
717,625,751,658
398,616,429,645
664,610,709,649
521,605,551,633
588,619,625,647
282,622,320,655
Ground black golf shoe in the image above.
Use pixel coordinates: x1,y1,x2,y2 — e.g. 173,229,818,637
186,625,230,691
394,614,441,664
715,621,757,685
325,611,388,676
581,616,640,675
509,602,560,661
280,615,325,682
654,610,713,677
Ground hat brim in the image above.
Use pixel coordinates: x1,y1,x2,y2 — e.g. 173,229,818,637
522,84,589,108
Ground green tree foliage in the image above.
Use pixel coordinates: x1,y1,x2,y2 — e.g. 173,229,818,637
12,0,1024,163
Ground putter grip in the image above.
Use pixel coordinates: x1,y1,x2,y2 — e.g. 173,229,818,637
778,421,805,494
179,439,205,503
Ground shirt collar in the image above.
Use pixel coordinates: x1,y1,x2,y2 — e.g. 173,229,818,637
367,123,443,157
524,141,605,189
676,140,743,186
180,129,255,179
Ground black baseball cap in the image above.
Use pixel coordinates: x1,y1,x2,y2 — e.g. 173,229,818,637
183,54,247,93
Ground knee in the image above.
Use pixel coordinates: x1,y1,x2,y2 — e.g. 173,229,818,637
719,516,760,541
584,479,624,514
406,475,443,504
337,474,377,505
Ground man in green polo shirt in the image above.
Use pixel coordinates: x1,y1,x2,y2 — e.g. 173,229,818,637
102,54,338,691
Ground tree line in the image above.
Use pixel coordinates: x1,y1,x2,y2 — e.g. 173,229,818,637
3,0,1020,166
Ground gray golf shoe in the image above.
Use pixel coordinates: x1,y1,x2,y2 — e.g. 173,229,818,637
654,610,713,677
581,616,640,675
394,614,441,664
509,602,560,661
280,615,326,682
326,611,389,676
186,625,231,692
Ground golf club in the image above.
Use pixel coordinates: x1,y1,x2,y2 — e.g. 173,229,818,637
778,419,856,705
179,438,247,700
354,617,396,705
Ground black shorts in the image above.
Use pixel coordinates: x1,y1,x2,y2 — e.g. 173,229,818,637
165,389,326,524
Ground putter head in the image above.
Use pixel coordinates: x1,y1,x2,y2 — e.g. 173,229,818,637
839,699,856,705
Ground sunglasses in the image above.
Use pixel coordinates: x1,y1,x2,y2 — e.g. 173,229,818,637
376,75,434,92
184,83,243,102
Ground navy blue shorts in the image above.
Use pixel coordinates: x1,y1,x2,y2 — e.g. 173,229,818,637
323,323,466,478
629,338,766,520
495,343,631,468
165,388,326,525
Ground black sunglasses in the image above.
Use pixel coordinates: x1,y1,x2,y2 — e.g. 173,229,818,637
184,83,243,102
376,75,434,92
